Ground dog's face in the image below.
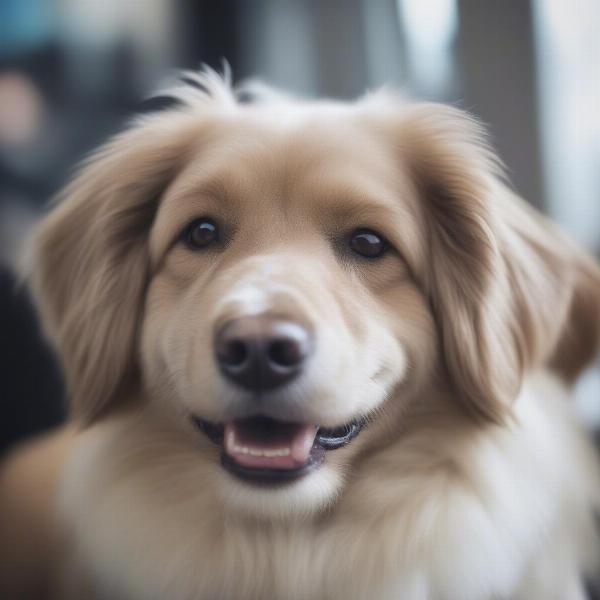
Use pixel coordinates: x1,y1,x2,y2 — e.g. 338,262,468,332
140,118,436,511
29,72,599,518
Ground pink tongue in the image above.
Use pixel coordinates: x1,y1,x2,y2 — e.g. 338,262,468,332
224,419,318,470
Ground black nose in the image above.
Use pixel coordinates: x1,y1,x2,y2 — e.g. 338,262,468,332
215,316,312,392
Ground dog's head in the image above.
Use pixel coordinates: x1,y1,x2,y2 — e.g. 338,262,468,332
28,70,600,516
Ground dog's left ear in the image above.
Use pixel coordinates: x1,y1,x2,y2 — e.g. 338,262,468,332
26,113,204,423
394,104,600,423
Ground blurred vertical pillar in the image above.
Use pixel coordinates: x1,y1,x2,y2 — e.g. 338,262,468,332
238,0,318,94
362,0,407,89
176,1,242,74
456,0,545,209
310,0,368,98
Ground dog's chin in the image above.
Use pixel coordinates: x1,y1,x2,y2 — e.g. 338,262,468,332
215,461,345,519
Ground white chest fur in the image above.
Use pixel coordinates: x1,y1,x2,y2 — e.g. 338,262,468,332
60,373,599,600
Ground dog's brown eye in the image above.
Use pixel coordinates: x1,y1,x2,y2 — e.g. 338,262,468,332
349,229,386,258
185,218,219,249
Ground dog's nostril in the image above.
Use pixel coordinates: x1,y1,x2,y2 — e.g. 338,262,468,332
268,339,305,368
222,340,248,367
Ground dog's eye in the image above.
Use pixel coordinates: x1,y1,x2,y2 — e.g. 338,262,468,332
184,218,219,250
349,229,387,258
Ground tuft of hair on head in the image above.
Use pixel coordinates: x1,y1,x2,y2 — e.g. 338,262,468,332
143,63,238,116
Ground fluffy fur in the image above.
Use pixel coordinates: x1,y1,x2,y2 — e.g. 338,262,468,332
2,68,600,599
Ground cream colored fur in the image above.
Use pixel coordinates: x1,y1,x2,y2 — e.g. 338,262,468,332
2,68,600,599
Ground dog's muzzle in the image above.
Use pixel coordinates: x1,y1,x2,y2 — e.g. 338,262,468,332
190,314,366,484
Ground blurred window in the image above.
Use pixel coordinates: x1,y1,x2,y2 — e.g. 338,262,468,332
533,0,600,251
397,0,458,98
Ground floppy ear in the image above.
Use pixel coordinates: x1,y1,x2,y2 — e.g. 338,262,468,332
27,112,203,423
397,105,600,423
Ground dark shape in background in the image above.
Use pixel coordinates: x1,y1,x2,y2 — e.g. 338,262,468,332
0,266,64,455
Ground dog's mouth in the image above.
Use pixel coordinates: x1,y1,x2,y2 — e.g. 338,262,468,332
192,415,365,484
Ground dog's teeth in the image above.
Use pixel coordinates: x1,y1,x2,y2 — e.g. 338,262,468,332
263,448,291,457
226,429,236,449
230,446,292,458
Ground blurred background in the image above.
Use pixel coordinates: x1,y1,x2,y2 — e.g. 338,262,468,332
0,0,599,452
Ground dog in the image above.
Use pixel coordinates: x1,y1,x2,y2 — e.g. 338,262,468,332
2,68,600,599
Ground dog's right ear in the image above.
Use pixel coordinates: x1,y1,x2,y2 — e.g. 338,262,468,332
26,112,204,423
387,103,600,424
